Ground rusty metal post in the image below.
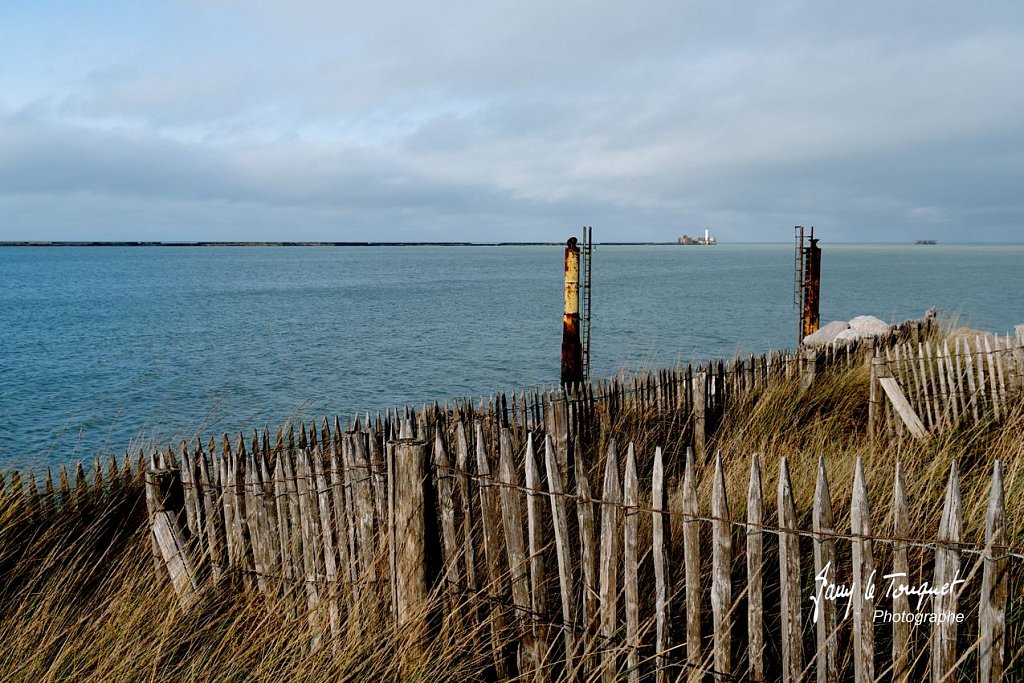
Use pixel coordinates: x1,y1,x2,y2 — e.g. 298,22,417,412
561,237,583,386
801,235,821,340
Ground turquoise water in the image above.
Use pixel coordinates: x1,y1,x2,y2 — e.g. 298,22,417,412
1,243,1021,469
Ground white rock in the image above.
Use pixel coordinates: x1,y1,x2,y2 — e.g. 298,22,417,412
1016,324,1024,344
835,328,867,343
802,320,849,347
848,315,890,336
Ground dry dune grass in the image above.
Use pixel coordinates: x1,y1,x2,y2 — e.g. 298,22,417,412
0,338,1021,681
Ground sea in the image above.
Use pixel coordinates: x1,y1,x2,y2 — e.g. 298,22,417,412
1,243,1021,470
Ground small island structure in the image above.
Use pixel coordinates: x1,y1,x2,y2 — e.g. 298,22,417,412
677,228,717,245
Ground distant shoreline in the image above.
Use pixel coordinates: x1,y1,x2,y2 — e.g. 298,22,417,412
1,241,682,247
2,241,1021,248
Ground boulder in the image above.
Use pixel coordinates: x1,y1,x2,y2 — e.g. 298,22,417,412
802,320,849,347
848,315,890,337
1016,323,1024,344
835,328,868,343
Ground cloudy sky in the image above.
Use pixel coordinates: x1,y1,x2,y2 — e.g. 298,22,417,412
1,1,1022,242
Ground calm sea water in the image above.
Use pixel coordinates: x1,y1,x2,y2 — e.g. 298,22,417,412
1,243,1021,469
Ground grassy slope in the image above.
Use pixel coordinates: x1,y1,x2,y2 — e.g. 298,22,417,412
0,353,1020,681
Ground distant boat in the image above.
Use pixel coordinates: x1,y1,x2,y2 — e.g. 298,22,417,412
915,240,937,245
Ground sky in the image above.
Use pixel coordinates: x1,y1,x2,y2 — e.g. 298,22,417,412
1,1,1022,243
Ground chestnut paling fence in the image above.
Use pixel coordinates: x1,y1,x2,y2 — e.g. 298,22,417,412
4,315,1021,679
145,418,1018,682
139,323,1020,681
872,333,1024,440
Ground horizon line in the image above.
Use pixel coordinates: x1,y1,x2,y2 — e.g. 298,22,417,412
2,240,1023,248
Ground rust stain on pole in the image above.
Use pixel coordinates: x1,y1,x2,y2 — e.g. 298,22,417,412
801,234,821,340
561,237,583,386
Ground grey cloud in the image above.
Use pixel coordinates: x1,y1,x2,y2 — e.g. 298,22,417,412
1,1,1023,241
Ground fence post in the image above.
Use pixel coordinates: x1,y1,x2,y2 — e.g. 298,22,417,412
813,458,838,683
851,458,875,683
801,347,818,390
891,463,912,680
389,438,430,652
869,345,885,445
693,371,707,461
777,457,803,683
682,447,702,678
545,434,576,674
652,447,671,683
931,461,962,681
746,455,765,683
599,440,622,683
979,460,1006,681
711,452,732,681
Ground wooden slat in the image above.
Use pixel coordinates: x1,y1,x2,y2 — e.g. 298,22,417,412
652,446,671,683
931,461,962,681
295,448,323,651
812,457,838,683
454,422,476,590
544,433,576,673
152,510,200,609
433,424,463,630
390,439,429,653
711,452,731,681
273,454,294,589
475,423,512,679
891,462,912,681
340,432,359,592
244,453,269,595
599,439,622,683
933,341,950,428
575,436,598,673
952,339,967,421
879,377,928,439
524,433,549,672
851,458,875,683
199,450,225,581
917,343,937,429
924,342,942,429
351,431,377,585
693,371,707,460
260,452,282,595
367,425,387,543
179,445,204,546
623,443,640,683
904,343,926,428
777,457,803,683
984,336,1001,420
746,454,764,683
682,446,702,677
979,460,1006,682
964,337,980,421
498,427,535,674
975,335,989,414
328,434,353,611
313,447,340,644
943,340,962,424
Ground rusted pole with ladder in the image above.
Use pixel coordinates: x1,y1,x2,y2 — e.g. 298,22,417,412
795,226,822,344
561,237,584,386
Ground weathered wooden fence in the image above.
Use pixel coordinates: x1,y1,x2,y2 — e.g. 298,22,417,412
146,413,1019,681
871,333,1024,441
